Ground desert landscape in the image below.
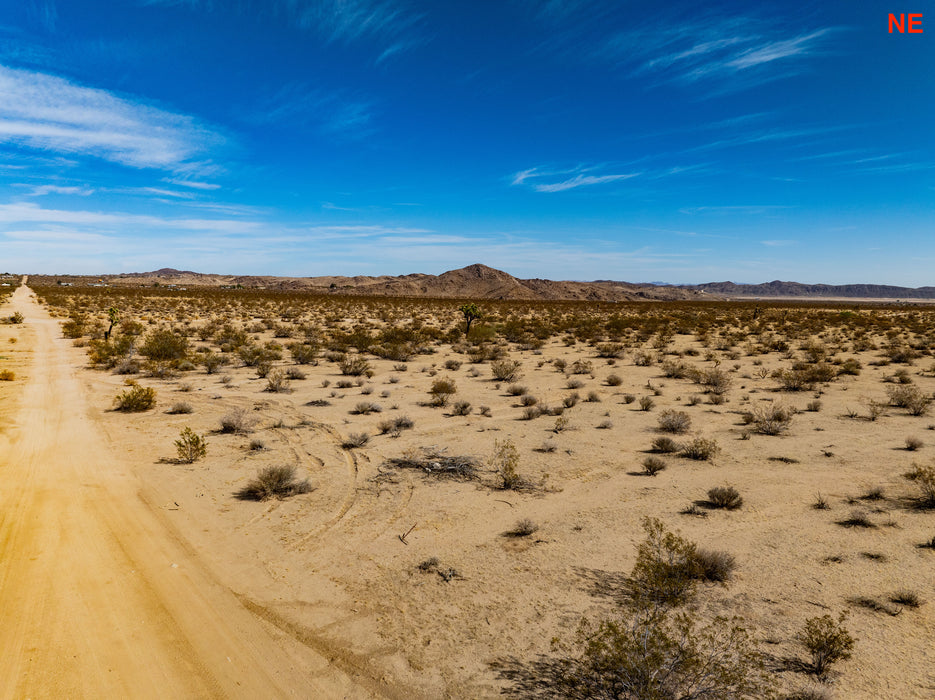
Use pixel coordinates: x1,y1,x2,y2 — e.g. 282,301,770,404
2,268,935,698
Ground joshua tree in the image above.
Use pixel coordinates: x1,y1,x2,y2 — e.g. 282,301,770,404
104,306,119,340
459,302,482,335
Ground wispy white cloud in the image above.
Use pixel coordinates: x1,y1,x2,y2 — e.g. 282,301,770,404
533,172,640,192
0,63,224,171
761,239,796,247
164,178,220,190
511,165,641,192
512,161,709,193
140,0,423,59
680,205,793,215
0,202,259,233
28,184,95,196
245,83,376,139
527,1,834,92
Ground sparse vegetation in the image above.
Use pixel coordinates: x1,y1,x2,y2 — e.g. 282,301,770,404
174,427,208,463
235,465,311,501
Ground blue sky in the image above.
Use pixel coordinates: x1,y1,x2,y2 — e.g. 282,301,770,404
0,1,932,284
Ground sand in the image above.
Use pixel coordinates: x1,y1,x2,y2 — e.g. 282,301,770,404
2,282,934,698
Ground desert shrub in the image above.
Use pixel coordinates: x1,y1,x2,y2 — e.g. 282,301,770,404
519,393,538,407
652,436,681,453
492,439,524,490
114,384,156,412
478,405,492,417
352,401,381,415
428,377,457,406
174,427,207,464
342,432,370,448
903,463,935,507
285,367,306,380
265,369,292,393
451,400,472,416
806,400,822,412
887,385,931,415
890,590,922,608
749,403,794,435
606,373,623,386
566,378,584,389
639,396,655,411
236,465,311,501
219,407,256,434
692,548,737,582
339,355,371,376
200,352,230,374
797,612,855,677
570,359,593,375
586,391,601,403
8,311,24,324
627,518,699,605
661,359,689,378
707,486,743,510
506,383,527,396
596,342,624,358
444,359,462,371
249,439,266,450
139,329,189,362
377,415,415,436
563,392,580,408
167,401,193,415
680,437,720,461
657,409,691,434
552,608,771,700
642,456,666,476
490,359,522,382
288,342,319,365
906,435,924,451
507,518,539,537
521,406,542,420
0,369,14,381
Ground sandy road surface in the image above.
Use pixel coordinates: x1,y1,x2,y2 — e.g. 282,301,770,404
0,284,374,699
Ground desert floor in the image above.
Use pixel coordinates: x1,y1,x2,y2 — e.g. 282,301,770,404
2,283,935,698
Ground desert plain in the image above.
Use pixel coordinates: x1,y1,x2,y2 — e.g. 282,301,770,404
1,271,935,699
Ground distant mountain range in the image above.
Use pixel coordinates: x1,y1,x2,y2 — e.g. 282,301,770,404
687,280,935,299
30,265,935,301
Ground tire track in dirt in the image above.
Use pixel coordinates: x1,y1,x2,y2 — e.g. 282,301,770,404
0,285,380,699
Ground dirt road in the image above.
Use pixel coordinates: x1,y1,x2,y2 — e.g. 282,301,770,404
0,284,374,699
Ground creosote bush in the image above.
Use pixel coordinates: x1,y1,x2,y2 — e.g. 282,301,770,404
490,359,522,382
492,438,523,490
657,409,691,434
680,437,720,461
114,384,156,412
798,612,855,677
551,607,772,700
236,465,311,501
174,427,208,463
428,377,457,407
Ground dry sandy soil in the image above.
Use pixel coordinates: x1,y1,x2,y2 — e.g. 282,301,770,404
2,283,935,698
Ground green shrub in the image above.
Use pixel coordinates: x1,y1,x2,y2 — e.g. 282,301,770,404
114,384,156,412
428,377,457,407
552,609,771,700
798,612,855,677
339,354,371,376
175,427,207,463
139,329,189,362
